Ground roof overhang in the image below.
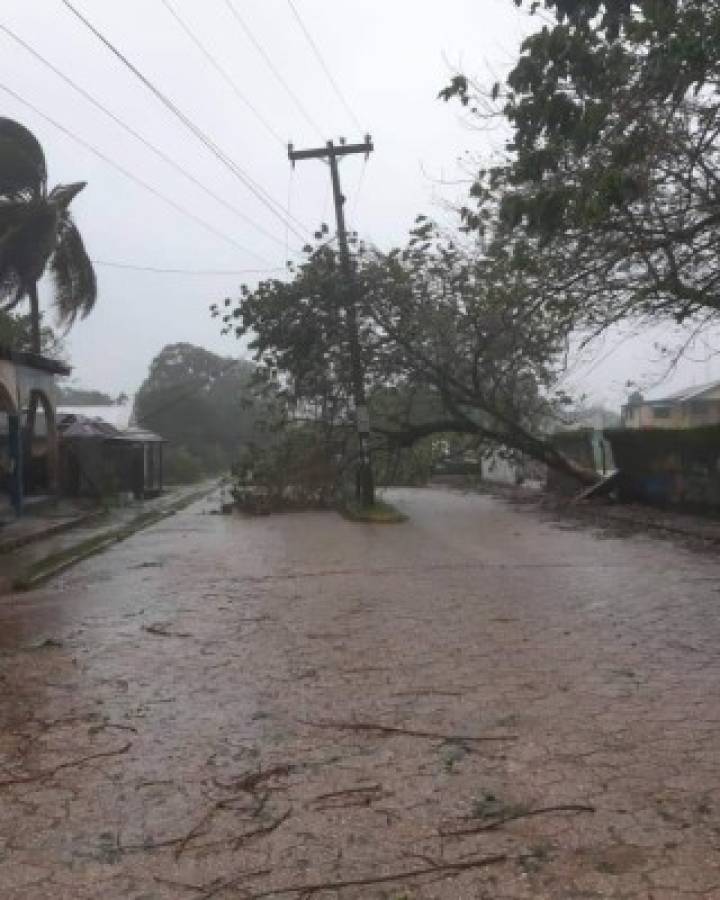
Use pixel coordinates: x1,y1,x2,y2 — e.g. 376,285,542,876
0,344,71,377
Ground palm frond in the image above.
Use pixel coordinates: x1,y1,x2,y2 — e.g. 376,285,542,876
0,203,37,305
0,201,58,304
48,181,86,210
0,118,47,200
50,211,97,325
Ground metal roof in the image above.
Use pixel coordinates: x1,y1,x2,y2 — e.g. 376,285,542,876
107,427,166,444
645,378,720,405
0,344,71,376
59,414,120,439
59,414,164,443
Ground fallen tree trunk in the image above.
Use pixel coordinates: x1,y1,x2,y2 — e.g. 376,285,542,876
374,418,600,488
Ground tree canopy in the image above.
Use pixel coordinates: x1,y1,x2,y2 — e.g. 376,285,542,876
215,229,595,483
133,343,271,474
441,0,720,337
0,118,96,353
0,308,65,358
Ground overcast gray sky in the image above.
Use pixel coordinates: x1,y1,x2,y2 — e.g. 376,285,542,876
4,0,718,409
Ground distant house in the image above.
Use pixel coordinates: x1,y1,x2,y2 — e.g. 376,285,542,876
57,402,133,430
621,380,720,429
58,413,166,499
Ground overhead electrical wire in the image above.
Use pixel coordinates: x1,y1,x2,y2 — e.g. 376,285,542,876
0,81,272,265
159,0,286,149
59,0,309,242
92,260,286,275
286,0,364,134
0,22,298,255
222,0,326,141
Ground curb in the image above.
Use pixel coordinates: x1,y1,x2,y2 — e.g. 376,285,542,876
11,485,217,592
0,508,107,556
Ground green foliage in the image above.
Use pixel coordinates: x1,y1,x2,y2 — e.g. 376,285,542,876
0,308,64,357
56,385,114,405
442,0,720,333
214,227,597,484
373,442,436,486
163,446,205,484
0,119,96,348
134,343,273,473
232,425,341,511
0,117,46,198
341,498,407,523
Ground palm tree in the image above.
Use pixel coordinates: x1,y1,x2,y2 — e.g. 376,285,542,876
0,118,96,355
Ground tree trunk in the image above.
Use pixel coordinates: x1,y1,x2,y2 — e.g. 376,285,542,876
376,420,601,489
28,281,41,355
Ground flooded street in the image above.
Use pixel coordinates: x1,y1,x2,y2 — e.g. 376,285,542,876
1,486,719,898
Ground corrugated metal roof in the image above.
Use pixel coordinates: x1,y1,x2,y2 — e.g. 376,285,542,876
59,415,120,439
57,403,132,429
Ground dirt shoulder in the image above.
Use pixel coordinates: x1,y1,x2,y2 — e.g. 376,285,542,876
457,479,720,553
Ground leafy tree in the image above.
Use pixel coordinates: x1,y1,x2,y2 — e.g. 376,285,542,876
0,118,96,353
441,0,720,336
216,228,597,485
56,385,114,406
0,307,65,358
133,343,270,473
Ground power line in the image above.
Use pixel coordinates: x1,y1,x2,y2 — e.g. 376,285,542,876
286,0,364,133
0,22,297,254
0,81,272,265
59,0,309,242
159,0,286,149
222,0,326,141
92,259,285,275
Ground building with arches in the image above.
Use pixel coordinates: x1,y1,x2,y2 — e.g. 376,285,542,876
0,345,71,516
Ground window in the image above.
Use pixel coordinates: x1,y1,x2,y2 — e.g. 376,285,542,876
653,407,672,419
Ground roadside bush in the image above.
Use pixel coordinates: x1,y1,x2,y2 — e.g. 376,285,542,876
232,427,343,512
164,446,205,484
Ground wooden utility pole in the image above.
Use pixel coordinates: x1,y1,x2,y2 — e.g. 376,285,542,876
289,136,375,506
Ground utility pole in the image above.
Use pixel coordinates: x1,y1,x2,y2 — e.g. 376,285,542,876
289,136,375,506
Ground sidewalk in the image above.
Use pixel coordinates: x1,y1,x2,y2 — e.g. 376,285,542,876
0,498,105,555
0,480,219,594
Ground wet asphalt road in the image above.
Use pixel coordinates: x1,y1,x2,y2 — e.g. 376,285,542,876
1,486,719,899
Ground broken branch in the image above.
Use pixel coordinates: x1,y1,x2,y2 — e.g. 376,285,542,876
297,719,516,743
198,852,507,899
440,804,596,838
0,742,132,788
212,764,292,793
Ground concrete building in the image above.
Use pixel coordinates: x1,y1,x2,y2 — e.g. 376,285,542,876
621,380,720,429
0,345,71,516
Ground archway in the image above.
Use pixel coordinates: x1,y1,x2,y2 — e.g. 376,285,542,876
0,379,22,515
23,389,58,495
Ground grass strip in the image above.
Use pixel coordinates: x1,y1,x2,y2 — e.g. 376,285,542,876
340,498,407,524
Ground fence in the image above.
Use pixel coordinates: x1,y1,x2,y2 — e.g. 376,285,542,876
604,426,720,509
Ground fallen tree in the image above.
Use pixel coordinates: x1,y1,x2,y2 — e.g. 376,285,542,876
213,225,600,491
